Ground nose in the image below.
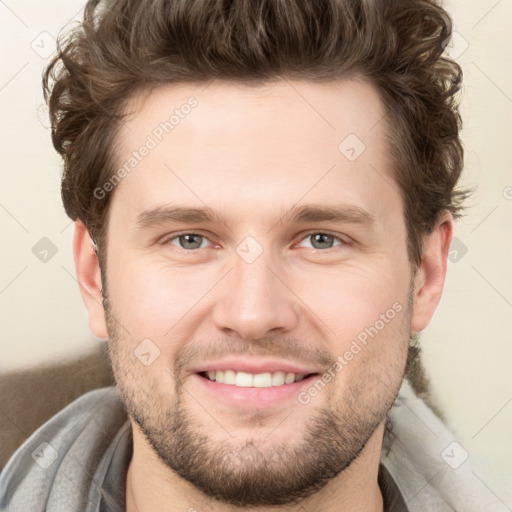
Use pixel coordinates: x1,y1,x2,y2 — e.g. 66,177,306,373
211,245,300,341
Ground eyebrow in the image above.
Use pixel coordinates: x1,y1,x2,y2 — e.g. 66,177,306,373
135,203,375,231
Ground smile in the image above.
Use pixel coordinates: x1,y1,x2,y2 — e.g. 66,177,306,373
200,370,314,388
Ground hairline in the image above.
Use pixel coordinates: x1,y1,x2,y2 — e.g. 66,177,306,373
95,74,422,275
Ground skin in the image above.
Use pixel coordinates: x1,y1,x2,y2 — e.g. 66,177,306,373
74,78,453,511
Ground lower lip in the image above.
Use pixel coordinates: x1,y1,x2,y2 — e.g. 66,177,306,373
191,373,319,407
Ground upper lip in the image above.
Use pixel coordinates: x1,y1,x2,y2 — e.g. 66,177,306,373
191,358,321,376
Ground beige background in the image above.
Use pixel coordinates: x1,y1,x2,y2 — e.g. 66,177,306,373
1,0,511,507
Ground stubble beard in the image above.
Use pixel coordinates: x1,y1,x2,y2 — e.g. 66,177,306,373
103,287,411,507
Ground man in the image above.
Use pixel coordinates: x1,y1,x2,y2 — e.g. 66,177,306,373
0,0,490,510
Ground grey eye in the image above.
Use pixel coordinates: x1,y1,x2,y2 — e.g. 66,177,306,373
174,233,205,250
311,233,335,249
298,233,342,250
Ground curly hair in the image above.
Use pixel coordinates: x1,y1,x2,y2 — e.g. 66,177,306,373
43,0,468,268
43,0,469,398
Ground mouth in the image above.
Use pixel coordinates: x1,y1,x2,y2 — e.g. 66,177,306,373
198,370,317,388
193,370,321,407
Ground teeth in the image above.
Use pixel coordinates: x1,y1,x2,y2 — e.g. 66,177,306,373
204,370,309,387
235,371,253,387
224,370,236,385
284,373,295,384
271,372,285,386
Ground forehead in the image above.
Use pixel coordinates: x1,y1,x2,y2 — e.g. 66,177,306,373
110,78,401,231
121,78,387,147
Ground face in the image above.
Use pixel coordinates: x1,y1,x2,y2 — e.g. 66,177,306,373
95,78,417,507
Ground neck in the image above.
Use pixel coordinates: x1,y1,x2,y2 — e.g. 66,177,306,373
125,421,386,512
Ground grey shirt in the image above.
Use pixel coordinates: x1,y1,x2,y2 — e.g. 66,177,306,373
1,382,488,511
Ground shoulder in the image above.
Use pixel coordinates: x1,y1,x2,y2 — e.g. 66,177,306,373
382,380,493,512
0,386,128,512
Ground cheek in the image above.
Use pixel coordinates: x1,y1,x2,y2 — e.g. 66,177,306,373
299,263,410,396
290,260,409,341
107,244,410,350
326,299,410,406
107,257,210,339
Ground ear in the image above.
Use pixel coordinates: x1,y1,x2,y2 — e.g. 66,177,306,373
73,220,108,340
410,210,454,333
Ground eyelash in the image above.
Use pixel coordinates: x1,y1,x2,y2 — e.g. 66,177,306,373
161,230,350,252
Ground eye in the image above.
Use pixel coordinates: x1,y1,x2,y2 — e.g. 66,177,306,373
162,231,348,252
165,232,212,250
296,232,346,250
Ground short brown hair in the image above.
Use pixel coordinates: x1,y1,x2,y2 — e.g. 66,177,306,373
43,0,468,270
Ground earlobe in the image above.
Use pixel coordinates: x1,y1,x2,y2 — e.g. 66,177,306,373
410,211,453,333
73,220,108,340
